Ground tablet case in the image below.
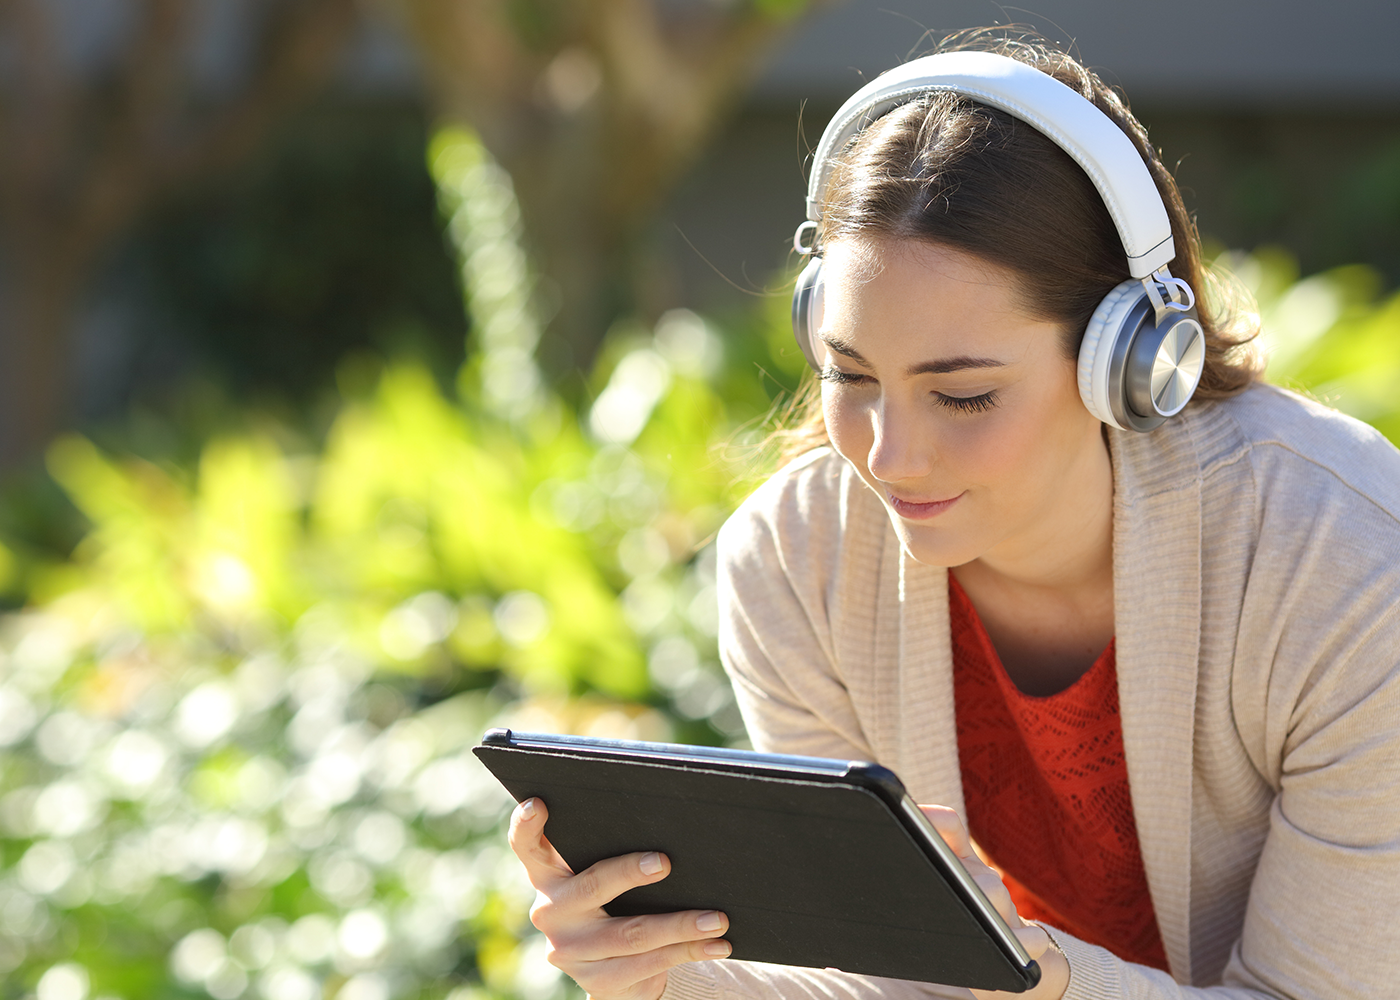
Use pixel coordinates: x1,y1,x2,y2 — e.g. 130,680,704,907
474,730,1038,993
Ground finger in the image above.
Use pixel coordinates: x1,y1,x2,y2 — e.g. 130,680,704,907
559,850,673,914
1012,923,1053,959
567,909,730,961
508,798,576,888
971,870,1019,926
569,937,732,997
919,804,975,861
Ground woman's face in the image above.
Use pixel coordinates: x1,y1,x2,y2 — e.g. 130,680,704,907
817,238,1111,572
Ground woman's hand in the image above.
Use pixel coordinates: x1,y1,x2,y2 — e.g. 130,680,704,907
508,797,733,1000
919,806,1070,1000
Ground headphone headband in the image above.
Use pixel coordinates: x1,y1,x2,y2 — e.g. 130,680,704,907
806,51,1175,279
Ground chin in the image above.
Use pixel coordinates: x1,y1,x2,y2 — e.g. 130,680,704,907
890,519,980,569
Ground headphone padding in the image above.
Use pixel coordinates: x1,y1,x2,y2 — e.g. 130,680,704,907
792,257,825,371
1079,279,1144,430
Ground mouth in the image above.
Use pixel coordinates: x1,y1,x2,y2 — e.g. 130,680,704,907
886,490,964,521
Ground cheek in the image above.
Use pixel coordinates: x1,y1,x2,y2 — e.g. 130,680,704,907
939,381,1092,488
932,409,1032,482
822,387,872,464
963,380,1094,491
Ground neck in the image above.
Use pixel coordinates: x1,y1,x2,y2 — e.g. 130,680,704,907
951,431,1116,694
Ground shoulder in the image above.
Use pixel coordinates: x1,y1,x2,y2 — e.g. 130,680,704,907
1195,388,1400,723
1132,382,1400,546
719,447,860,549
1116,384,1400,675
1182,384,1400,602
717,447,885,588
1204,382,1400,526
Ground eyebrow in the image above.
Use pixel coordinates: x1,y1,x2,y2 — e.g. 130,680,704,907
821,335,1007,377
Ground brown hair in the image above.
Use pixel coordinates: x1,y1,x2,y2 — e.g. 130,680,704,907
778,29,1261,460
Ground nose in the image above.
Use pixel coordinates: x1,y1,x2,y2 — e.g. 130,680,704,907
866,398,934,484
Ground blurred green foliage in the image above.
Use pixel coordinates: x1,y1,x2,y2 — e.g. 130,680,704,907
1219,245,1400,442
0,122,1397,1000
0,126,809,1000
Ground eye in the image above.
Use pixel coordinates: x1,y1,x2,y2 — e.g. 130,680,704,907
817,367,873,386
935,391,999,414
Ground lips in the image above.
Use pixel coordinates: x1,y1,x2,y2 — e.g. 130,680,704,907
887,491,964,520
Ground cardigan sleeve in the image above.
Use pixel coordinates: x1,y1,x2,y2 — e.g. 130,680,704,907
711,455,875,763
1213,464,1400,1000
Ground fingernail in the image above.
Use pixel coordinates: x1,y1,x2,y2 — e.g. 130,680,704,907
520,798,536,820
703,941,731,958
639,852,663,875
696,911,723,932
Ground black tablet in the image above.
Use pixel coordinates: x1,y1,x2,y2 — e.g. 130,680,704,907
473,728,1040,993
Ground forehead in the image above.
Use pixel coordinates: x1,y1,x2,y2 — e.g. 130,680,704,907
820,238,1056,358
823,238,1026,308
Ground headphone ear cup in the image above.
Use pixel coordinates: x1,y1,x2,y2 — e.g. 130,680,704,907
791,257,825,371
1079,278,1205,432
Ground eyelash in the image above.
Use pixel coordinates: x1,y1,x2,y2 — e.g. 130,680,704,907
940,391,999,413
817,367,1000,414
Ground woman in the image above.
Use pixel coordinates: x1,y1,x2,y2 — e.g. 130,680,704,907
508,32,1400,1000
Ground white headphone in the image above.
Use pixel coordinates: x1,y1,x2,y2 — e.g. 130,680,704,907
791,51,1205,432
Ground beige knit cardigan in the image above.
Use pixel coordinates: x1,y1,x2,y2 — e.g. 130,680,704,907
661,384,1400,1000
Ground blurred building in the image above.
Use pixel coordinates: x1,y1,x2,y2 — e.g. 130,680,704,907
62,0,1400,417
761,0,1400,104
666,0,1400,314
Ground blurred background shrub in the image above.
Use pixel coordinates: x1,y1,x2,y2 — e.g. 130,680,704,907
0,119,808,1000
0,2,1397,1000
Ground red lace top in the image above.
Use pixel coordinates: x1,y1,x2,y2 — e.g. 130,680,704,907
949,574,1170,971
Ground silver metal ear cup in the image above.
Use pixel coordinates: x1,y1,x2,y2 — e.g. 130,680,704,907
1101,293,1204,432
1081,277,1205,432
791,257,825,371
1102,294,1162,431
1128,315,1205,419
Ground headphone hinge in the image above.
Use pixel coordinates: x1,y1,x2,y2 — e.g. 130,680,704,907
1143,267,1196,326
793,221,820,256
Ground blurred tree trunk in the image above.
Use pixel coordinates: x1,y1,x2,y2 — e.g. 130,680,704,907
384,0,823,377
0,0,359,469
